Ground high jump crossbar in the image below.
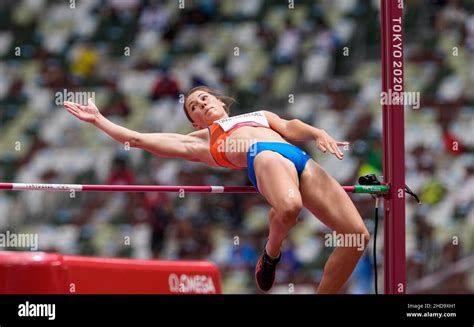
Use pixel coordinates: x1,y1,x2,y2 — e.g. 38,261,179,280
0,183,388,194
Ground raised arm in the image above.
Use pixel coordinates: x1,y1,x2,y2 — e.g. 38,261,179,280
263,110,347,160
131,129,209,162
64,99,207,162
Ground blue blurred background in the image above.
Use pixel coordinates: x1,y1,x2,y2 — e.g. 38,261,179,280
0,0,472,293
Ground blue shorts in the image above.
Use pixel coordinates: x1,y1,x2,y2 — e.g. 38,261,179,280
246,142,311,192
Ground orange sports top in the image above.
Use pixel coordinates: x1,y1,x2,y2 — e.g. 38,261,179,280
208,111,271,168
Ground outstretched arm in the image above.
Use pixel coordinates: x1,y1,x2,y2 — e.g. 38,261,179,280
263,110,347,160
64,99,205,161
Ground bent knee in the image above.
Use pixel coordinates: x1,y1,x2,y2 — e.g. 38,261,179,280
353,226,370,251
274,198,302,223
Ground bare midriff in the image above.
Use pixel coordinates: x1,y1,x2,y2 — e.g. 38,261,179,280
213,126,289,168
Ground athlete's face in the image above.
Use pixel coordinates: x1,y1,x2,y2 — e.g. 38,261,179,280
185,91,228,129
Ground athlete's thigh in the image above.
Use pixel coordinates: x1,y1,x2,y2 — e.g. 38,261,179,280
299,160,366,234
253,151,302,208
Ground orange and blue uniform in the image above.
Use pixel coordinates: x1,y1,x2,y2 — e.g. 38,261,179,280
208,111,311,191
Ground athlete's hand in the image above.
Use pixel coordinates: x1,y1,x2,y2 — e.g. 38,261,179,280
64,98,100,124
315,129,348,160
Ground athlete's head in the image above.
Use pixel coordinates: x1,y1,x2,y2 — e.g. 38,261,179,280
183,86,235,129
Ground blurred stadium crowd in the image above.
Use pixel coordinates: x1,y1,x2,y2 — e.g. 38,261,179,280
0,0,473,293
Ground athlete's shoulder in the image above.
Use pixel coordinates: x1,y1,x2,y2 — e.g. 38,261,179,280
260,110,282,123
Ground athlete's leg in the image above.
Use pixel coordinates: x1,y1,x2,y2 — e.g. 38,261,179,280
253,151,303,258
299,160,370,294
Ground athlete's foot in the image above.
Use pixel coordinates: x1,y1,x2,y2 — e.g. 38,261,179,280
255,244,281,291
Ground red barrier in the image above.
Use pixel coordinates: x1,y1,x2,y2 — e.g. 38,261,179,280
0,251,221,294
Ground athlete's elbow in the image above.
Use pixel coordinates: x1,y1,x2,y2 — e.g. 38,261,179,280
284,119,304,139
128,132,143,148
288,119,303,128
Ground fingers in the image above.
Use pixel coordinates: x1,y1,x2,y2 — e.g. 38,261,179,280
328,143,343,160
64,102,78,113
336,141,349,159
64,105,80,118
317,134,349,160
333,143,344,159
329,142,345,160
327,143,337,155
318,140,345,160
64,102,80,111
64,102,85,121
318,142,327,153
64,101,85,111
64,101,79,108
65,106,80,118
87,97,99,112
